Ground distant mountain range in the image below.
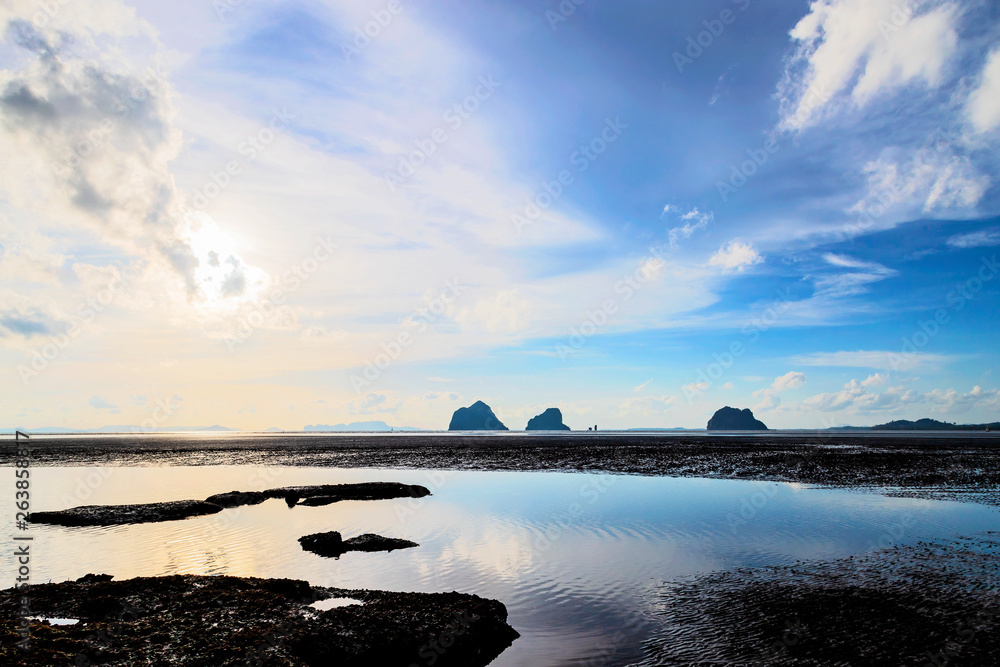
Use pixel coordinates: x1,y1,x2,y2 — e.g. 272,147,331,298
830,418,999,431
302,421,423,432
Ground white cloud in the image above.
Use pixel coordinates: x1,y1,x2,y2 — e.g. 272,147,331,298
967,47,1000,134
754,371,807,410
664,206,712,249
772,371,808,391
803,381,999,416
708,240,763,272
946,228,1000,249
815,253,897,297
779,0,961,131
861,373,887,387
789,350,956,371
849,150,990,223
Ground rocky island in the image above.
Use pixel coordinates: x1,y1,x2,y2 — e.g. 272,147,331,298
706,406,768,431
525,408,571,431
447,400,508,431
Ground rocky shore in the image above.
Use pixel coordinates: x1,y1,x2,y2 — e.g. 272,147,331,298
0,574,519,666
29,482,430,527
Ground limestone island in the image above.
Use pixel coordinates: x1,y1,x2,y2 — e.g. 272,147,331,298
525,408,571,431
706,406,768,431
448,401,508,431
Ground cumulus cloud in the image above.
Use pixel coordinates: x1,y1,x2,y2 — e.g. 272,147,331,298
754,371,807,410
708,240,763,272
966,47,1000,134
0,9,268,314
803,381,998,415
946,228,1000,249
633,378,653,393
778,0,961,131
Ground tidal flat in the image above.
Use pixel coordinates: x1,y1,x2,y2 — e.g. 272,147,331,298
2,432,999,665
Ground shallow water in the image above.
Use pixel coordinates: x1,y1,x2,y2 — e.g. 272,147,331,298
7,466,1000,666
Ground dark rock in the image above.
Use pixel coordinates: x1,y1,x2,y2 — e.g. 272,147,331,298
707,406,768,431
299,531,419,558
525,408,570,431
343,533,420,552
448,400,508,431
0,574,519,666
29,500,223,527
298,531,344,556
203,490,269,508
29,482,431,526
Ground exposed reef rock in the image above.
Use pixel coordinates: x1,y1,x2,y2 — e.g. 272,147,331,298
448,401,508,431
0,573,519,666
707,407,768,431
525,408,570,431
298,531,419,558
28,500,223,527
30,482,430,527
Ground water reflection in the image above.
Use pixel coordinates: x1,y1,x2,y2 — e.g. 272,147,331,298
11,466,1000,666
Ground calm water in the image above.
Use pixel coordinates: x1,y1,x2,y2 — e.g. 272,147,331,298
7,466,1000,666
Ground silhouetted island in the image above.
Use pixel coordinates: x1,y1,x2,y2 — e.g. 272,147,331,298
448,400,509,431
526,408,570,431
871,418,999,431
707,406,768,431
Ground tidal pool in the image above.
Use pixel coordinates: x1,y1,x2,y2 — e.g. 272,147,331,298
9,466,1000,666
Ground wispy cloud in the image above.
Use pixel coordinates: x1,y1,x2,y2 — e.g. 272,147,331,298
788,350,957,371
946,228,1000,249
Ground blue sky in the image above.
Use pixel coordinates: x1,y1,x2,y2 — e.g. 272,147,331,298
1,0,999,429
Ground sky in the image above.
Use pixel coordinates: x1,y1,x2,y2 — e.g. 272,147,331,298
1,0,999,431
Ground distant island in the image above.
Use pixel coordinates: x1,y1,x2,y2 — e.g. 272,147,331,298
448,401,509,431
831,418,998,432
706,407,768,431
525,408,570,431
303,421,422,432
